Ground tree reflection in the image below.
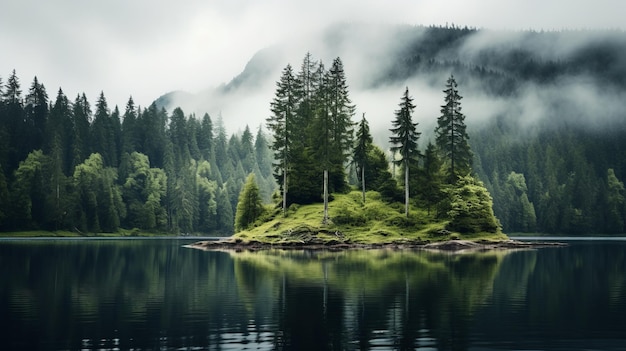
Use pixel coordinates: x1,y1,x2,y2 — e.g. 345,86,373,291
8,241,622,350
230,249,506,350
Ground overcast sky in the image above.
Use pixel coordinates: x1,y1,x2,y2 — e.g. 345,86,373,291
1,0,624,111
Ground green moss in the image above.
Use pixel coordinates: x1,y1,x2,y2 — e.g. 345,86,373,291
234,190,508,244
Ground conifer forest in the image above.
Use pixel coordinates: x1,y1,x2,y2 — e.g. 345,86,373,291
2,25,626,235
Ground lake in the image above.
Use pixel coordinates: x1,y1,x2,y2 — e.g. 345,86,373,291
1,238,625,350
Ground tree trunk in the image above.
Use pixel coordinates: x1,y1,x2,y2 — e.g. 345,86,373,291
323,169,329,224
361,164,366,203
405,160,409,217
282,167,288,217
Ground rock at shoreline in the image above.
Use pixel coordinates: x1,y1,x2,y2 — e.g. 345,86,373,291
185,238,566,252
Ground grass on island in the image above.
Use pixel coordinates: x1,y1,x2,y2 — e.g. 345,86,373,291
235,190,508,245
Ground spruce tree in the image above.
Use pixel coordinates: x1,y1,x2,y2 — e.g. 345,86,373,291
121,97,138,154
389,87,420,216
47,88,74,175
198,113,214,162
435,75,472,183
24,77,48,152
72,93,91,168
326,57,355,192
3,70,25,173
353,113,373,203
266,64,297,215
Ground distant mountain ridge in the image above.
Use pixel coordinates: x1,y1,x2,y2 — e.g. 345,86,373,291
153,23,626,234
154,24,626,133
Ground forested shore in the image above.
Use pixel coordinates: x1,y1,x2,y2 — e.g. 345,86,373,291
3,25,626,236
0,70,277,234
0,52,501,237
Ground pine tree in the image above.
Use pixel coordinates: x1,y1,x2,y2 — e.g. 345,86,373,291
435,75,472,183
3,70,25,173
239,125,256,174
198,113,214,161
121,97,138,154
24,76,48,152
72,93,91,169
310,57,355,222
389,87,420,216
266,64,298,215
326,57,355,192
353,113,373,203
46,88,74,175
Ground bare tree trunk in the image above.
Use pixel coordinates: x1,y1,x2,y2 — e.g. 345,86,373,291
361,164,366,203
282,167,288,217
405,160,409,217
323,169,329,224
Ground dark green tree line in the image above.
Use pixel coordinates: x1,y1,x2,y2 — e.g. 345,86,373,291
0,71,275,234
266,54,355,213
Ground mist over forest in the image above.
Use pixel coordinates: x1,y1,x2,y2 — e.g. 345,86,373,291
2,23,626,234
157,24,626,234
157,24,626,137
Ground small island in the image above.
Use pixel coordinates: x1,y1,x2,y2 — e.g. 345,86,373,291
188,188,564,253
189,62,562,252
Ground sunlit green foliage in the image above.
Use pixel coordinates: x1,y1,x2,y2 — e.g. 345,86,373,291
235,173,267,232
444,175,501,234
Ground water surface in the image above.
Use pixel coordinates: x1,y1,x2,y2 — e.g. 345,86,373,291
1,238,625,350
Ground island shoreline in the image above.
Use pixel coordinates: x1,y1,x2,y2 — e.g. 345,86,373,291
186,238,567,252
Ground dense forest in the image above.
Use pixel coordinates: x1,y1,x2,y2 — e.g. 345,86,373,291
0,70,277,234
3,25,626,235
0,56,500,236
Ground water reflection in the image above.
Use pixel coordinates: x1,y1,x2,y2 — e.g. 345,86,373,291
0,240,625,350
231,249,505,350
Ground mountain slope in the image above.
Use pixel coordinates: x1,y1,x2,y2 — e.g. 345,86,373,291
155,24,626,233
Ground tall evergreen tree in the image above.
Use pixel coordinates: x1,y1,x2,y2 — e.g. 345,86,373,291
326,57,355,192
91,92,114,166
239,125,256,174
267,64,297,215
24,76,48,152
435,75,472,183
353,113,373,203
312,57,355,222
389,87,420,216
3,70,25,173
72,93,91,169
198,113,214,162
121,96,139,154
46,88,74,175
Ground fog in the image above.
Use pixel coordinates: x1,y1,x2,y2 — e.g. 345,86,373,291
162,23,626,152
3,0,625,131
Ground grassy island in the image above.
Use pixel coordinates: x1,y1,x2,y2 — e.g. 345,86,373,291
233,190,507,246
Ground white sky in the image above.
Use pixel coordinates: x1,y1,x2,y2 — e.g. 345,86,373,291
1,0,624,111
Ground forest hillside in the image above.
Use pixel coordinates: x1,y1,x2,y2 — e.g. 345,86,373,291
159,24,626,234
2,25,626,234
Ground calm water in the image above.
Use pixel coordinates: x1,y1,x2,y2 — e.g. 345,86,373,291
1,238,625,350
